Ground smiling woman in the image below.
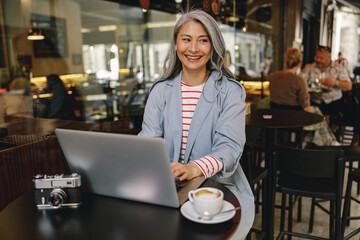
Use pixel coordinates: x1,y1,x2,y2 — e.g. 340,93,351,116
139,9,254,240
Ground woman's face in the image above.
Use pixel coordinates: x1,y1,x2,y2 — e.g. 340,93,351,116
175,21,211,74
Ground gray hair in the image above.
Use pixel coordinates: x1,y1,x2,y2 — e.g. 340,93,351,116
161,9,235,81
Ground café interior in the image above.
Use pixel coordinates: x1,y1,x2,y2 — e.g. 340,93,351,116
0,0,360,239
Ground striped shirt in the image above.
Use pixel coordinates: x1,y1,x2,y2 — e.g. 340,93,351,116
180,81,224,178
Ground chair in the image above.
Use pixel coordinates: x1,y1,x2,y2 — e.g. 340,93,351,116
241,144,267,240
341,168,360,240
331,82,360,142
273,145,344,240
246,126,267,217
242,145,268,194
307,124,360,233
306,85,360,229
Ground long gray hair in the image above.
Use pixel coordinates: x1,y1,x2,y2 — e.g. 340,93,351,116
161,9,235,81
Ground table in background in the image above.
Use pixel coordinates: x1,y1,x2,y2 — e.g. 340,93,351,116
0,179,241,240
246,109,324,240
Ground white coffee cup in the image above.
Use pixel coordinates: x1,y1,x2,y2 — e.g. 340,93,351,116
188,187,224,215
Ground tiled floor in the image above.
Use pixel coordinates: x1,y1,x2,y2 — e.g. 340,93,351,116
251,168,360,240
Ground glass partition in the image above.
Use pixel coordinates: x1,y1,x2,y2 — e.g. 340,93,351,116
0,0,267,137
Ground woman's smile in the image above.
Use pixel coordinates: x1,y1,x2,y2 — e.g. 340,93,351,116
186,55,201,61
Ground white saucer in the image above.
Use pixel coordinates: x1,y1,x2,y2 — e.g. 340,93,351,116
180,200,236,224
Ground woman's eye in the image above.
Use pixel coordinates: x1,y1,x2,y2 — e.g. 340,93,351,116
182,38,190,42
199,39,209,43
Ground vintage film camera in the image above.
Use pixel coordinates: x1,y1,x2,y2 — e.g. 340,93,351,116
33,173,82,209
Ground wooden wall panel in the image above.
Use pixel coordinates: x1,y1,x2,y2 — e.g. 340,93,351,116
0,137,70,211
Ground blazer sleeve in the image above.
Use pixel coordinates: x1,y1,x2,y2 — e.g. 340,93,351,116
138,82,165,137
210,82,246,178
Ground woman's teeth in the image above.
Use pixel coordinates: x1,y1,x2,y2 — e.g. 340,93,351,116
187,56,200,60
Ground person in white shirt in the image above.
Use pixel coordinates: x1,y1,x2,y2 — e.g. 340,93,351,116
301,46,352,116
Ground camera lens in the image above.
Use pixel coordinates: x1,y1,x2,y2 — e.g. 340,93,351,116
49,189,67,208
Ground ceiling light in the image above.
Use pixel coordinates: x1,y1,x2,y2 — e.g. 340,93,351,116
98,25,117,32
145,21,176,28
228,16,239,22
27,28,44,40
81,28,91,33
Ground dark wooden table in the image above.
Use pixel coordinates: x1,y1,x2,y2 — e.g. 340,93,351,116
0,179,241,240
246,109,324,240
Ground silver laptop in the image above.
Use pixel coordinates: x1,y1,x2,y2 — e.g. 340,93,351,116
55,128,204,208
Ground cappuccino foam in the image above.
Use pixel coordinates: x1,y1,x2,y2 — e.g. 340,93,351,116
197,193,218,200
195,189,221,199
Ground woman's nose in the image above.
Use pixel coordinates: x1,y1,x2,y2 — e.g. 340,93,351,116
188,41,198,52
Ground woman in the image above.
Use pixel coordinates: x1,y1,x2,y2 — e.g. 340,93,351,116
139,9,254,239
269,48,312,112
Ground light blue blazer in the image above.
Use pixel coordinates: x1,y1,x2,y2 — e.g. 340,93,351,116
139,70,254,232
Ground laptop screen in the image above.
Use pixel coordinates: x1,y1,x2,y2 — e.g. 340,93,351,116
55,129,180,208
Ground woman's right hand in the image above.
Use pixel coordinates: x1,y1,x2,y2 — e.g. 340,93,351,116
171,162,203,181
304,106,314,113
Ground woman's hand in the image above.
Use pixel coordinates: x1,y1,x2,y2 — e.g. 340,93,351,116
304,106,314,113
171,162,203,181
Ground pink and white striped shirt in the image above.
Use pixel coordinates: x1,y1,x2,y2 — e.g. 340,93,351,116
180,81,224,178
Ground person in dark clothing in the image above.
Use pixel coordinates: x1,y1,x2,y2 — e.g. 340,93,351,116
46,74,76,120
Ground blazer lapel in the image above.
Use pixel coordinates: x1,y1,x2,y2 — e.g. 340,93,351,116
183,71,221,163
168,72,183,161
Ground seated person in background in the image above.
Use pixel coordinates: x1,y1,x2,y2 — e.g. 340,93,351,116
269,48,312,112
0,77,33,119
353,65,360,82
92,87,121,121
336,52,350,75
46,74,76,120
270,48,339,146
258,57,272,78
8,77,31,95
138,9,254,239
237,66,253,81
301,46,352,117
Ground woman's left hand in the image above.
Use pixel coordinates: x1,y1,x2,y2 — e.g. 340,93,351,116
171,162,203,181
